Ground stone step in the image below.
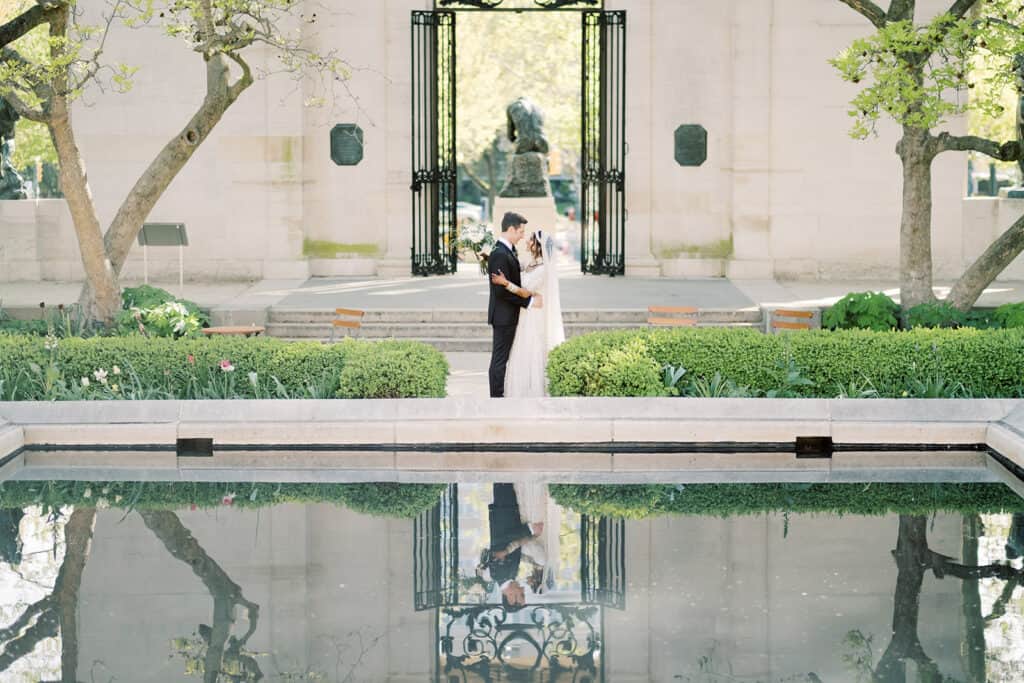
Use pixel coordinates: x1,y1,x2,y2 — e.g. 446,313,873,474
265,320,763,340
267,307,764,325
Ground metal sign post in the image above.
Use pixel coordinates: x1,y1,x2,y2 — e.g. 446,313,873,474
137,223,188,296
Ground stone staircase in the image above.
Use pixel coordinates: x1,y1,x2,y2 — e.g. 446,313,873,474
265,308,764,352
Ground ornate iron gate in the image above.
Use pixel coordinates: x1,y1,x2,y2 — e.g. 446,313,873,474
581,11,626,275
413,484,459,610
411,11,458,275
581,514,625,609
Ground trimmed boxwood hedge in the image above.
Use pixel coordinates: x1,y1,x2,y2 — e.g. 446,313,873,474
546,327,1024,397
0,480,445,518
0,335,448,399
550,483,1024,519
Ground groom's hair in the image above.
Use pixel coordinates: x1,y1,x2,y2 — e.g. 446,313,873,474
501,212,528,231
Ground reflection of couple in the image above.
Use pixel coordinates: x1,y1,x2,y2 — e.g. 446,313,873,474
479,483,560,608
487,212,565,398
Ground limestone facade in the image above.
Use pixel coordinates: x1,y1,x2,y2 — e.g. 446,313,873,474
1,0,1018,282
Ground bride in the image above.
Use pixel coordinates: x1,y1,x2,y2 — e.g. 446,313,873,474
490,229,565,398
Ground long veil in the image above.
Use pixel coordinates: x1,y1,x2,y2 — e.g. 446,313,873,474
541,234,565,350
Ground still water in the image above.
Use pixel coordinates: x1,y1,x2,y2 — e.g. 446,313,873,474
0,480,1022,682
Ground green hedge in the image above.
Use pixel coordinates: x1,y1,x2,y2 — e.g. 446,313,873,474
550,483,1024,519
0,480,445,518
0,335,447,399
546,327,1024,397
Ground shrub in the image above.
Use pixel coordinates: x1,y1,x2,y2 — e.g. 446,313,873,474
822,291,899,331
0,335,447,400
336,340,448,398
547,327,1024,398
117,285,209,338
591,338,667,397
0,480,445,518
549,483,1024,519
993,302,1024,329
904,301,967,329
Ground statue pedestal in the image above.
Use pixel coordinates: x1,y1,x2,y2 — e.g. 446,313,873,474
499,153,551,198
492,196,560,246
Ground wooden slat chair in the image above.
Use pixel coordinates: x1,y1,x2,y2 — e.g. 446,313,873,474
202,325,265,338
647,305,699,327
769,308,815,332
330,307,365,342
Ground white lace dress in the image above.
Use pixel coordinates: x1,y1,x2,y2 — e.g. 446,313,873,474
504,261,560,398
512,481,560,593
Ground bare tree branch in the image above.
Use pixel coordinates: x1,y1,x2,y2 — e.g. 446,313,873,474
460,162,492,195
933,132,1022,161
0,88,47,122
947,0,978,21
947,211,1024,310
838,0,888,27
887,0,916,22
0,2,62,50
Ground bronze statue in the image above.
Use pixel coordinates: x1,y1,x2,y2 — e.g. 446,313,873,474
0,97,28,200
506,96,549,155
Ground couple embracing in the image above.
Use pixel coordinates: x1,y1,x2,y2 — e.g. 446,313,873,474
487,212,565,398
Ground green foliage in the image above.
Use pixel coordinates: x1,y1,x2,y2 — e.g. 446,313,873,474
0,480,445,518
905,301,968,328
589,338,667,397
547,327,1024,398
822,292,900,331
993,302,1024,328
0,336,447,400
115,285,209,339
549,483,1024,520
829,3,1024,139
336,340,448,399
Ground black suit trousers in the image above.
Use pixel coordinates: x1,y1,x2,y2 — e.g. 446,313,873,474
489,324,517,398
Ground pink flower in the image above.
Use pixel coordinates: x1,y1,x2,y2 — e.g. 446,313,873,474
190,504,197,511
187,354,195,364
222,494,235,506
219,359,235,373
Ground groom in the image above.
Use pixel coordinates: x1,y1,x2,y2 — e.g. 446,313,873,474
488,212,542,398
487,483,542,609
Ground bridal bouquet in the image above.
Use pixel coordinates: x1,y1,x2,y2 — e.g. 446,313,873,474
455,222,496,274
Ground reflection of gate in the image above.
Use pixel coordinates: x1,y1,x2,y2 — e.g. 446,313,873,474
411,10,458,275
581,10,626,275
414,484,459,610
581,515,625,609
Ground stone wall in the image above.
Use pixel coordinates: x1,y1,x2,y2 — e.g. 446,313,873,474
2,0,1017,282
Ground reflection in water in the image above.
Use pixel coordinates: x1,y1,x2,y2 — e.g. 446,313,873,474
0,482,1022,681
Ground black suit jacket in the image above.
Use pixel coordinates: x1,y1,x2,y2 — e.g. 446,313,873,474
487,241,531,327
488,483,532,584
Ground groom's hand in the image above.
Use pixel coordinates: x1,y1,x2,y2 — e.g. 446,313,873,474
533,293,544,309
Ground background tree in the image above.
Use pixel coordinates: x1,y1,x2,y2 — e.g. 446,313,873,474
456,10,580,218
0,0,348,326
832,0,1024,311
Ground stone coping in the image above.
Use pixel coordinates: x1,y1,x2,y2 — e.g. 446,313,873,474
0,399,1023,490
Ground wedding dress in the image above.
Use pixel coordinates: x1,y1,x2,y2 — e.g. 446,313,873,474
512,481,561,594
504,232,565,398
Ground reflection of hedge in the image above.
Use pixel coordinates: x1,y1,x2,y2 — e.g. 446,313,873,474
547,327,1024,397
550,483,1024,519
0,481,445,518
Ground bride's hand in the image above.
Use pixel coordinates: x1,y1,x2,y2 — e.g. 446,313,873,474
490,270,509,287
530,522,544,536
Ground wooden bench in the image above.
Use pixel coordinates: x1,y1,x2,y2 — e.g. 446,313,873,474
202,325,265,338
330,307,365,342
769,308,815,332
647,305,698,327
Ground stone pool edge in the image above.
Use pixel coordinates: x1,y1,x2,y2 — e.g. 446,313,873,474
1,399,1023,487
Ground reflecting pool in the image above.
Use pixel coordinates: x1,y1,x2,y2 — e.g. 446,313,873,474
0,480,1022,682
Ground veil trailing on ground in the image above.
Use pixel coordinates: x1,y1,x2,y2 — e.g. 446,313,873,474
538,231,565,350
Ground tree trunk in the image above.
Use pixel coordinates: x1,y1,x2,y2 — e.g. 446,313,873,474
486,148,498,220
55,507,97,683
960,515,986,683
897,128,937,309
946,211,1024,310
46,8,121,327
103,54,252,276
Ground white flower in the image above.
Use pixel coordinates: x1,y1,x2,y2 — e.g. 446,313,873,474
44,335,58,351
111,383,119,393
173,319,186,334
112,366,121,375
96,498,110,509
81,377,90,387
248,371,259,386
93,368,108,384
82,488,92,499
